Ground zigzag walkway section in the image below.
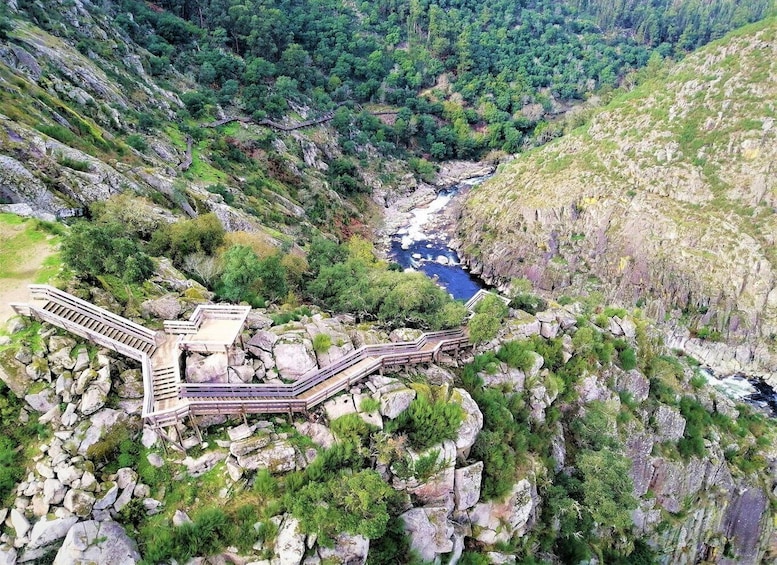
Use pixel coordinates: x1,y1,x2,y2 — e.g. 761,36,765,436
12,285,481,430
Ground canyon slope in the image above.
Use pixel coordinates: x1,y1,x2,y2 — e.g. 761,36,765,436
456,18,777,371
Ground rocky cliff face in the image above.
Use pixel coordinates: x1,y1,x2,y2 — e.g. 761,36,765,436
455,19,777,373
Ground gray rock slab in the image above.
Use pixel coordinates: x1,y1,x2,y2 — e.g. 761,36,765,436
53,520,140,565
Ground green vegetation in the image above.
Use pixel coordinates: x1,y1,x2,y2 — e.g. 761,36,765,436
217,245,287,306
307,237,466,330
61,221,154,284
76,0,767,164
0,214,62,283
312,333,332,353
385,390,463,450
289,469,395,542
0,378,50,504
468,294,509,344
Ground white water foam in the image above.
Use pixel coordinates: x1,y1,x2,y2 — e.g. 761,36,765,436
700,368,757,400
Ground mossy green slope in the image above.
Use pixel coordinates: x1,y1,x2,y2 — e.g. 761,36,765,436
457,18,777,362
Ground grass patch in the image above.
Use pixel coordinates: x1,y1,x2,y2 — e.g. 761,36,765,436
0,214,62,280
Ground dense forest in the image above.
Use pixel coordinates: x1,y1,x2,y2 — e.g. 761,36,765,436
17,0,772,158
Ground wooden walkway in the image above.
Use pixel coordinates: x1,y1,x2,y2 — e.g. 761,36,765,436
11,285,473,430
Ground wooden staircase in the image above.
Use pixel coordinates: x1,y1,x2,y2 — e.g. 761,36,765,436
22,285,160,361
13,285,477,429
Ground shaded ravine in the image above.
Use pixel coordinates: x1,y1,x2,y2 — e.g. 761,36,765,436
388,177,490,301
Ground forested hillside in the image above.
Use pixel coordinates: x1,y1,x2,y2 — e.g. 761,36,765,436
456,16,777,376
2,1,777,564
12,0,772,159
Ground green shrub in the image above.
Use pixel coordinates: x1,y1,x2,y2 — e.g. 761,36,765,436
0,436,23,504
360,396,380,413
126,134,149,152
618,347,637,370
468,294,509,344
289,469,395,543
86,422,137,464
57,154,90,171
305,441,367,483
253,469,278,499
694,326,722,341
62,221,154,283
496,341,536,372
367,517,420,565
385,394,463,450
141,506,235,564
149,213,225,266
312,333,332,354
677,396,712,459
509,292,547,314
411,449,443,481
205,183,235,205
330,413,375,445
270,306,312,325
37,124,76,144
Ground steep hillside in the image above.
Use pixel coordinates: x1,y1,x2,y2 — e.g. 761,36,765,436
0,1,424,244
456,18,777,372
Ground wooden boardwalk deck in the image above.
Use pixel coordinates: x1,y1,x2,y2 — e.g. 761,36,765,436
12,285,474,429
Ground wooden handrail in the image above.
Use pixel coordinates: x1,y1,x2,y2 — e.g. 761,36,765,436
30,285,159,346
18,284,477,426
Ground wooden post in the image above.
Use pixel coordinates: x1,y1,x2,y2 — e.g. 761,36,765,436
241,410,248,427
157,426,169,457
190,414,203,443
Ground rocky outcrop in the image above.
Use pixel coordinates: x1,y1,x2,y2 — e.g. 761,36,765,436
400,507,455,562
53,520,140,565
456,24,777,370
272,330,318,380
468,479,536,545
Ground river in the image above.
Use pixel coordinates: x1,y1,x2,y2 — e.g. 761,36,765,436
388,177,489,301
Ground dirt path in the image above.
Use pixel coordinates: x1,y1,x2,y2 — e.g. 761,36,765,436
0,220,58,327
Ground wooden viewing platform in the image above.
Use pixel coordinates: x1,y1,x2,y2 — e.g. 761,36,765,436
11,285,474,431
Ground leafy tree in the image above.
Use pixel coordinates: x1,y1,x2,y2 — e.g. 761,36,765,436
149,213,225,265
62,221,154,283
219,245,263,304
577,448,637,538
257,253,288,301
468,294,509,344
307,237,347,278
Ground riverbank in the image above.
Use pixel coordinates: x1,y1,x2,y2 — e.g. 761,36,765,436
376,160,495,253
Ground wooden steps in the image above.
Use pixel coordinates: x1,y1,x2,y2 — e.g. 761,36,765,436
16,284,479,428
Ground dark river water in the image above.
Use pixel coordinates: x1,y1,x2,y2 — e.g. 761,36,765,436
388,179,488,302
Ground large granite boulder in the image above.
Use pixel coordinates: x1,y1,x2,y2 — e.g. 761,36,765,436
75,408,128,456
140,295,183,320
400,507,454,562
273,332,317,380
274,515,305,565
53,520,140,565
27,516,79,550
236,440,296,473
305,316,355,367
653,405,686,442
468,479,535,545
185,352,228,383
454,462,484,511
318,533,369,564
451,388,483,455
